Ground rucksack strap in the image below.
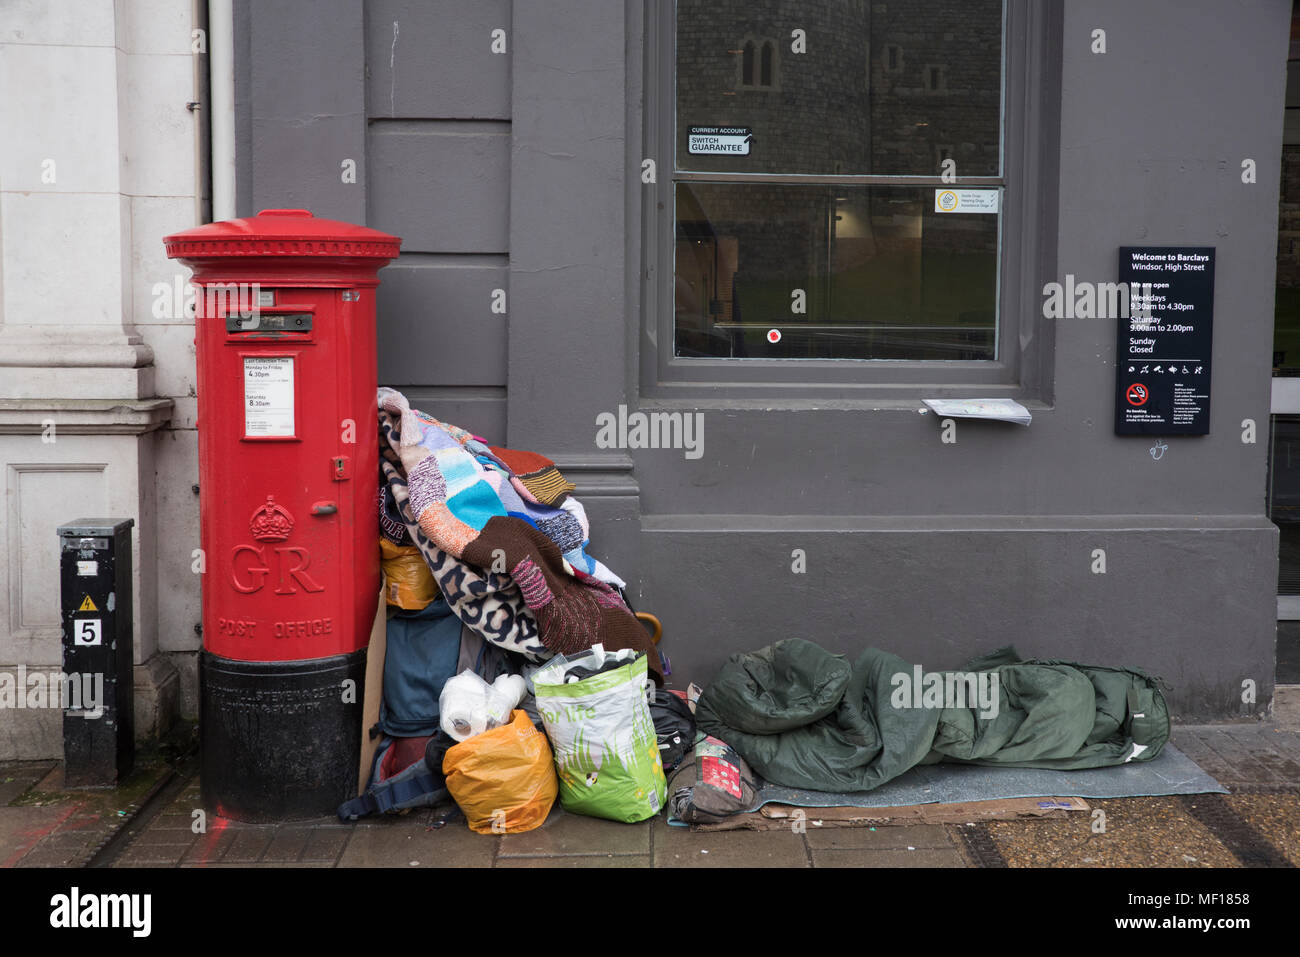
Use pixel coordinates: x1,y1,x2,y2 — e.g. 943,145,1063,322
337,792,381,821
336,765,445,821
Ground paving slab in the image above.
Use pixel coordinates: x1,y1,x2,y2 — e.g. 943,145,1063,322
499,807,650,857
0,762,56,806
301,826,350,864
1182,728,1285,785
1263,730,1300,767
114,842,192,867
497,854,652,868
12,843,95,867
0,805,80,867
1216,728,1300,781
192,862,334,868
263,827,313,863
182,830,232,865
221,829,276,864
133,823,199,847
811,847,966,868
1166,731,1220,771
652,817,808,868
337,819,496,867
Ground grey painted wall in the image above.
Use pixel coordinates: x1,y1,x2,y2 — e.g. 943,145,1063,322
230,0,1290,719
638,517,1279,720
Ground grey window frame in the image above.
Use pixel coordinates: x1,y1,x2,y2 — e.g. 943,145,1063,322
637,0,1062,402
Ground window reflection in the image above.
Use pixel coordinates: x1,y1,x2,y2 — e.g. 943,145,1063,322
676,0,1002,177
675,184,998,360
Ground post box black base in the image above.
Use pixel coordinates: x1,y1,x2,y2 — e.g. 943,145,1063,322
200,649,366,822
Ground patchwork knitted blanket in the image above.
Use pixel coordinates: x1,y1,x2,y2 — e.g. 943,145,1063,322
378,388,660,678
379,388,622,587
379,431,546,661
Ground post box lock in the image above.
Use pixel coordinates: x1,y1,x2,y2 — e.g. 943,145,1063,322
331,455,351,480
311,501,338,516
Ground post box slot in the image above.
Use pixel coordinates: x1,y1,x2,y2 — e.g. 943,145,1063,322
226,311,314,336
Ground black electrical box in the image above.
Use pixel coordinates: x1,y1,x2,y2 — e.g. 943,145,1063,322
57,519,134,787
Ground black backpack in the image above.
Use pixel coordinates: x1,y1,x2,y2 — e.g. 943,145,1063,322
651,690,696,773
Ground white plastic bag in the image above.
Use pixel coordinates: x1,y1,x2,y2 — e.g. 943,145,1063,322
533,644,666,822
485,675,528,728
439,670,528,742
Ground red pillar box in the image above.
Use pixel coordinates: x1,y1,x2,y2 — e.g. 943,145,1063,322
165,210,400,820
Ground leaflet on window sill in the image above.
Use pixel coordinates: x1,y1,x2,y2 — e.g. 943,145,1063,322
922,398,1032,426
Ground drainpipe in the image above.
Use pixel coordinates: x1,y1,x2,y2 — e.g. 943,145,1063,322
209,0,236,221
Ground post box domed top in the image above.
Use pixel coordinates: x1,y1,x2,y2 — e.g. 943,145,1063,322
164,209,401,262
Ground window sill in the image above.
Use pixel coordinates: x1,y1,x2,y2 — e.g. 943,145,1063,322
633,393,1053,413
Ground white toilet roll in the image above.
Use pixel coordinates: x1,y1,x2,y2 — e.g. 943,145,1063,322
439,671,491,742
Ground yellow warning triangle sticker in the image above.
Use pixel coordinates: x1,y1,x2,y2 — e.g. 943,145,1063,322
77,595,97,612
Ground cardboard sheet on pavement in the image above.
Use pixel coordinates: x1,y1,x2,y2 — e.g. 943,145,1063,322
688,795,1090,831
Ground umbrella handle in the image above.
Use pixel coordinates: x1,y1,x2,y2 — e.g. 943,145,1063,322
634,611,663,645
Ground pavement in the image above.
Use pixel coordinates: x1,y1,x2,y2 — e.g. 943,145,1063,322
1,689,1298,869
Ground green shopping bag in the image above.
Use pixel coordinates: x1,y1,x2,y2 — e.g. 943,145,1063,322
533,645,667,823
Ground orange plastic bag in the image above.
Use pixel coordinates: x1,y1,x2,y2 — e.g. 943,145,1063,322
379,538,439,610
443,709,558,834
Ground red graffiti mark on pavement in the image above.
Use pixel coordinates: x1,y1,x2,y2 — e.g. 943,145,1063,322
1,804,81,868
189,814,230,866
54,812,102,832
